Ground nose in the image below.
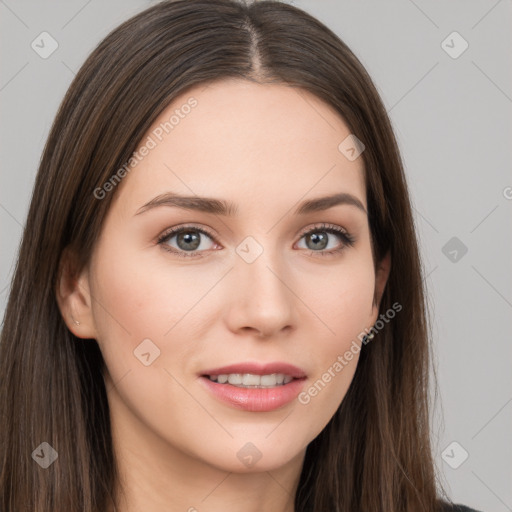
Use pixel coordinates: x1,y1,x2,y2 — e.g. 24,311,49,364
223,246,298,339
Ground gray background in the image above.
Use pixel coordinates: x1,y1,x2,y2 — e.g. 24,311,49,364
1,1,511,510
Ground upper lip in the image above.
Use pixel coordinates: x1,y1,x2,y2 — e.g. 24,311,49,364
201,362,307,379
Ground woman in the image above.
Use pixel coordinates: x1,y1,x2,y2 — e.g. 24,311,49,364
0,1,482,511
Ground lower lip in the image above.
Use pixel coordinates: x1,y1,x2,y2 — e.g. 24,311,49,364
199,376,306,412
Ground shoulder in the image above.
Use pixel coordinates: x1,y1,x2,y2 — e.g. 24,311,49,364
439,501,484,512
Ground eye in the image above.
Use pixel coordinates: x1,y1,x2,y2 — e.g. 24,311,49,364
296,223,356,257
157,225,218,258
156,222,356,259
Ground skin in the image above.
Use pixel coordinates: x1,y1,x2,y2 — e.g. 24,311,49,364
57,78,391,512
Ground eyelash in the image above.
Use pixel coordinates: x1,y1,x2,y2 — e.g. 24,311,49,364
156,223,356,259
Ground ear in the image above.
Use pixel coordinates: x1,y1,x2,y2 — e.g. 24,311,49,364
55,246,98,339
372,249,391,313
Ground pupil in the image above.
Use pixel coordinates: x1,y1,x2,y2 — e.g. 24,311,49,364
178,231,200,251
308,232,327,250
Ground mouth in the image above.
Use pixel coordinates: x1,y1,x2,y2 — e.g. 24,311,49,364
198,362,307,412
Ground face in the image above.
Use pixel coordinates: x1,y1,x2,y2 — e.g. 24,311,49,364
62,78,390,474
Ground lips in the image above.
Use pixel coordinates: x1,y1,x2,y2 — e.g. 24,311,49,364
199,361,307,412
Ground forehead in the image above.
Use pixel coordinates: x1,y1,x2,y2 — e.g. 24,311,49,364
111,79,366,216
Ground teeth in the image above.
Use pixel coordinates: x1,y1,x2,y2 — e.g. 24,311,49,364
207,373,295,388
243,374,261,386
228,374,243,385
260,374,276,386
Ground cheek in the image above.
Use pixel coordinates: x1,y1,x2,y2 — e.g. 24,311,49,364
293,259,374,416
90,240,208,336
300,256,375,337
89,244,208,439
89,240,225,379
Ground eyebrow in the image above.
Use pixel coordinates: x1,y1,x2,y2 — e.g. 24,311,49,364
134,191,367,217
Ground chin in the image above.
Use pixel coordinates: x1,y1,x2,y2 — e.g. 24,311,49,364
199,436,307,474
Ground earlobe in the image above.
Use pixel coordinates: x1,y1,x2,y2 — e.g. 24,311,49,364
55,247,97,339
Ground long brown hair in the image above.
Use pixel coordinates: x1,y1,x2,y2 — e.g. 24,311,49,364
0,1,449,510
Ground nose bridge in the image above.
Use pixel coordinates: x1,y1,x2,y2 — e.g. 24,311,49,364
235,233,288,290
238,236,289,293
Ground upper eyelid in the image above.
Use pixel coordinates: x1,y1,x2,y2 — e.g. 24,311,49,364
158,224,216,241
299,222,349,235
